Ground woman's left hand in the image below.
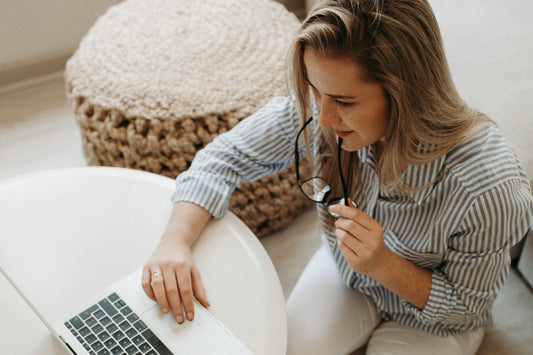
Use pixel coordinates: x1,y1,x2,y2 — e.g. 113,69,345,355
328,200,391,277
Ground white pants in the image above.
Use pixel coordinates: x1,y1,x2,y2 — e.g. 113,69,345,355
286,245,485,355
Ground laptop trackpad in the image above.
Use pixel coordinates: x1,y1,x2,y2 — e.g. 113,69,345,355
140,303,252,354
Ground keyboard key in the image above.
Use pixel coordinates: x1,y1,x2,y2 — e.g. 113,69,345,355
101,316,112,327
127,313,139,323
91,341,104,351
98,331,111,342
106,323,119,334
112,314,125,323
92,324,104,335
86,316,98,327
132,335,144,346
119,321,130,331
110,345,123,355
125,327,138,338
79,326,91,337
80,304,99,319
141,329,172,355
114,299,126,309
103,338,117,349
138,342,152,353
85,333,98,344
108,293,120,302
94,309,106,319
112,330,125,341
120,306,133,316
97,349,111,355
125,345,138,354
69,316,84,329
119,337,132,348
99,299,118,316
133,320,147,332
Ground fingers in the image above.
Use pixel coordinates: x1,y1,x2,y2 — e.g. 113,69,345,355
191,266,210,308
142,262,209,324
176,266,195,322
329,203,374,230
150,268,170,315
336,233,358,259
141,266,156,301
162,268,184,323
334,211,383,252
172,264,210,322
335,220,365,251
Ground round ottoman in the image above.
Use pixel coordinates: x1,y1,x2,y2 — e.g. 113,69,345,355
65,0,311,237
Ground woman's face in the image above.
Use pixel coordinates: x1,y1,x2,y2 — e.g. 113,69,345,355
303,47,390,152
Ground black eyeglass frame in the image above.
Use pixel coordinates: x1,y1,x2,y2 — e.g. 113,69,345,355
294,117,350,217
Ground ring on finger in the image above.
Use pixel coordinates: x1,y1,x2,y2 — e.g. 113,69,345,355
150,270,163,286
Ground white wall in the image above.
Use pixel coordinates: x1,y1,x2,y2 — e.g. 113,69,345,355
0,0,122,69
0,0,303,72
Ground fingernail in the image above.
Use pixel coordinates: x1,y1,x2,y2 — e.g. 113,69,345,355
162,307,168,313
187,312,194,321
176,315,184,323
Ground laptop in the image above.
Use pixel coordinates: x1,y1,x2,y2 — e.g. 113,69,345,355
50,268,254,354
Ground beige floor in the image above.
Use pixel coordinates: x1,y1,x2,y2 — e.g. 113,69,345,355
0,73,532,355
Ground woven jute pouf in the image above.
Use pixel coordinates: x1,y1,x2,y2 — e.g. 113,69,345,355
65,0,312,237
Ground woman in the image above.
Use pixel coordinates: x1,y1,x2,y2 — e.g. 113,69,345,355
142,0,533,353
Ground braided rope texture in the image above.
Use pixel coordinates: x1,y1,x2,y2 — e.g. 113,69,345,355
65,0,312,237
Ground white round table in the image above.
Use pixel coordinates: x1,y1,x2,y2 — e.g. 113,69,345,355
0,167,287,354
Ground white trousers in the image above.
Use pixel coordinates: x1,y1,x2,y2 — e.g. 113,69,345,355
286,245,485,355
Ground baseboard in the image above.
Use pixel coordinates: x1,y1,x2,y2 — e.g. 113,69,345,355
0,50,73,90
0,71,65,96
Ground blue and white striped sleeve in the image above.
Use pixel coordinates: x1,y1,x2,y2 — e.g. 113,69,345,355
171,96,301,218
406,178,533,327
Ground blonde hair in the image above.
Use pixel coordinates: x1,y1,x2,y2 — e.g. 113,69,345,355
288,0,490,200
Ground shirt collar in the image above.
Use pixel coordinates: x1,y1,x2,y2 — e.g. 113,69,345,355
359,143,447,205
357,144,379,170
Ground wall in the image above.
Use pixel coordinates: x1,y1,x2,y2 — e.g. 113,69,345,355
0,0,122,73
0,0,304,86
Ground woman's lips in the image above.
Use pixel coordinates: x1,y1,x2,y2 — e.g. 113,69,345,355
334,129,353,138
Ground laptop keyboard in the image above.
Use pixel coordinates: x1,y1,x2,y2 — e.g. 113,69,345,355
64,293,172,355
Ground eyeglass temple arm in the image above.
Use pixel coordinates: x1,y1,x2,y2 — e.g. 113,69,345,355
295,117,314,182
337,137,350,206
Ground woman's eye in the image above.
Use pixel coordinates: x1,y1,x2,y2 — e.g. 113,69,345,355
335,100,352,107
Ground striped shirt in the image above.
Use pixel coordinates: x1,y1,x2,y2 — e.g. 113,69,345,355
172,96,533,336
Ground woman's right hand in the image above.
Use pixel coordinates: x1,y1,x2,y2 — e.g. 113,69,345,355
141,202,212,324
142,238,210,323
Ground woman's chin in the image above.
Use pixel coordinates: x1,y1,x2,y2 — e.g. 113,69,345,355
339,140,360,152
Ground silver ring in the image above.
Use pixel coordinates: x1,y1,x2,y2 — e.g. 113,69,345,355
151,270,162,278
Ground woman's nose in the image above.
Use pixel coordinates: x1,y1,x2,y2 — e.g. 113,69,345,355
317,101,339,128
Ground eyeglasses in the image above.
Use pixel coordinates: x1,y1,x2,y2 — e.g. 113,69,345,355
294,117,350,218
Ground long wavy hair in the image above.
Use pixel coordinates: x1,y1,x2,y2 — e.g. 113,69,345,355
288,0,490,201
